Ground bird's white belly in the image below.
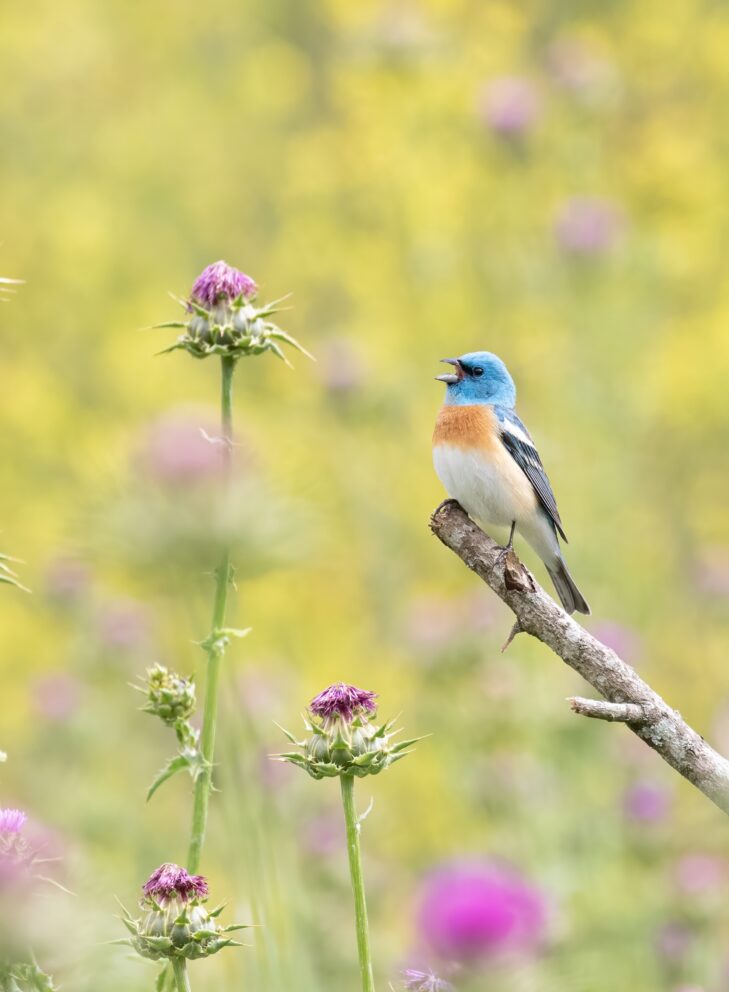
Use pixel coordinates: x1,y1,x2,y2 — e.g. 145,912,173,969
433,443,537,529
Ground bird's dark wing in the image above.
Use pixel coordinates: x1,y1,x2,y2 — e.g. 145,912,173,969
496,407,568,542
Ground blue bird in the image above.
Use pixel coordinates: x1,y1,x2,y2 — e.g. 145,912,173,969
433,351,590,615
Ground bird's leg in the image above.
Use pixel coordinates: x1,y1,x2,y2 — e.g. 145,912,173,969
506,520,516,551
495,521,517,566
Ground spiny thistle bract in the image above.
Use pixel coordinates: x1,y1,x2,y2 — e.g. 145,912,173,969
120,863,247,962
277,682,422,780
156,260,312,364
0,554,28,592
141,664,196,727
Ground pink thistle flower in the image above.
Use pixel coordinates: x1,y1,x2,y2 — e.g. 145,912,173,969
142,863,208,904
417,860,548,963
0,809,27,834
191,260,257,309
310,682,378,723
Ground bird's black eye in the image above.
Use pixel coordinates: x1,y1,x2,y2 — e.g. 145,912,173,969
472,366,484,377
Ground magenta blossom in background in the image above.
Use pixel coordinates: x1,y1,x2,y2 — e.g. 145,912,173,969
310,683,378,722
554,197,622,255
137,409,224,485
673,853,727,895
191,260,257,308
0,809,27,834
143,863,208,903
623,781,671,823
478,77,541,138
417,860,548,964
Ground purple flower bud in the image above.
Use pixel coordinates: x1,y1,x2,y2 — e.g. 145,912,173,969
142,863,208,904
554,197,622,255
401,968,454,991
417,861,548,964
0,809,26,834
191,261,258,309
623,781,671,823
310,682,378,723
478,77,541,138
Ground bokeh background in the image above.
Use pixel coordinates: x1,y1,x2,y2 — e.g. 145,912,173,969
2,1,729,990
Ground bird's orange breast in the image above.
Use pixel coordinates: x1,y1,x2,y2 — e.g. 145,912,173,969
432,404,500,453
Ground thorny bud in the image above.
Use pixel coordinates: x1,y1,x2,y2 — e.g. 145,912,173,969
277,682,422,780
156,260,312,365
142,664,196,727
121,863,247,962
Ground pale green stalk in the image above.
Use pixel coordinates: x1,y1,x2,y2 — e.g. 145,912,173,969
172,958,192,992
340,774,376,992
187,355,236,873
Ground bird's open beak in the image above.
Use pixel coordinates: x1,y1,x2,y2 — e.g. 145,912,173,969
435,357,462,384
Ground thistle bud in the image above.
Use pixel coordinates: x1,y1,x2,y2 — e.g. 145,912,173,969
277,682,422,780
157,260,312,365
142,664,196,726
121,863,246,962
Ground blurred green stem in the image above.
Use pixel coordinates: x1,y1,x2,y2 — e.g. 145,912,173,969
340,774,376,992
187,356,236,874
172,958,191,992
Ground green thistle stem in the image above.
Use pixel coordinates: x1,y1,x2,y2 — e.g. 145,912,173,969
172,958,192,992
340,774,376,992
187,356,236,874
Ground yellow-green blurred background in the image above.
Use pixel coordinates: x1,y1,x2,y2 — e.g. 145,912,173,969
2,1,729,989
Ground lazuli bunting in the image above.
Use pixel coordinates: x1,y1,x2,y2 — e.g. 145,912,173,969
433,351,590,615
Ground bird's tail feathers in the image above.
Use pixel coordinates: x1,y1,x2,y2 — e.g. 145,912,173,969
547,559,590,615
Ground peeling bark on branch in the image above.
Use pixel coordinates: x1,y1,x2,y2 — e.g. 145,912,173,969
430,499,729,816
568,697,645,723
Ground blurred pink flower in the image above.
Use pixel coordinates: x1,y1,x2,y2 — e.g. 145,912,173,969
136,409,224,486
554,197,623,255
32,674,81,722
591,620,642,663
654,921,693,963
673,853,727,896
622,780,671,823
416,860,548,964
477,77,541,138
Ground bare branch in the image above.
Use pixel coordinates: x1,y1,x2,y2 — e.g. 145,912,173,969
568,696,645,723
430,499,729,816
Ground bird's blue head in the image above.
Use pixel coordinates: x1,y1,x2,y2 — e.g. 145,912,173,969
435,351,516,407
